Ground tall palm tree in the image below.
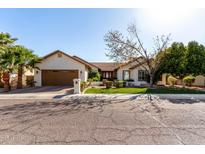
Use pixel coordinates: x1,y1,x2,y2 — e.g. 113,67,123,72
15,45,41,89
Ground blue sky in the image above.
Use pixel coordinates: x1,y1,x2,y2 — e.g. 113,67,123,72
0,8,204,61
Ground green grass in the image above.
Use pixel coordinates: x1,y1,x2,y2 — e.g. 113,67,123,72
84,87,205,94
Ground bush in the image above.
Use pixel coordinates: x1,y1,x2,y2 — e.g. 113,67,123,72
114,80,124,88
26,79,36,87
167,75,177,86
80,81,88,92
183,75,195,86
125,79,134,82
92,77,99,81
87,79,93,86
105,81,113,89
102,79,107,86
88,70,100,81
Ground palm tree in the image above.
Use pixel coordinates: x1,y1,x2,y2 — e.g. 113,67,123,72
0,32,17,91
0,46,19,91
15,45,41,89
0,32,17,46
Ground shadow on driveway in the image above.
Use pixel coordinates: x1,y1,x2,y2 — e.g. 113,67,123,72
6,86,73,94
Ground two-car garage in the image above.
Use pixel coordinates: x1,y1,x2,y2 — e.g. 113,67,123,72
42,70,78,86
34,50,92,87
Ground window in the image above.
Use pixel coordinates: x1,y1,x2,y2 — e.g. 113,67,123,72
138,70,148,81
123,70,130,80
106,72,109,78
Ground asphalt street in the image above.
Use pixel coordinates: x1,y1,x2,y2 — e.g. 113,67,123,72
0,95,205,144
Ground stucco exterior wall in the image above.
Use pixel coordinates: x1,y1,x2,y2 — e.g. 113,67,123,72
117,65,131,81
22,69,34,87
84,67,89,82
117,61,148,85
34,53,87,86
193,75,205,86
158,74,205,87
130,65,149,85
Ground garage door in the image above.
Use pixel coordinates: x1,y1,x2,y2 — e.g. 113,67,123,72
42,70,78,86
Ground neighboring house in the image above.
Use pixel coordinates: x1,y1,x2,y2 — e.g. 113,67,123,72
0,69,34,89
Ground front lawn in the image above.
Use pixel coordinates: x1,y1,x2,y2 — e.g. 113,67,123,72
84,87,205,94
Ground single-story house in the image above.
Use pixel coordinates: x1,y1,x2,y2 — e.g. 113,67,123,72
34,50,205,87
34,50,149,87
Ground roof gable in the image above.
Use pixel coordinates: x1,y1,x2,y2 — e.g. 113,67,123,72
42,50,91,69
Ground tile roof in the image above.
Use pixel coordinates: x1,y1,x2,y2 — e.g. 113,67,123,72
73,56,100,69
90,62,120,71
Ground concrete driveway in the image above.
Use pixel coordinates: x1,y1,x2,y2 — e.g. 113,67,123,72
0,95,205,144
0,86,74,99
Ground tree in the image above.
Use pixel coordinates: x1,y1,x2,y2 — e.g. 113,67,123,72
88,69,101,81
0,46,19,91
14,45,41,89
156,42,187,78
104,23,170,87
156,41,205,82
186,41,205,76
0,32,17,91
0,32,17,46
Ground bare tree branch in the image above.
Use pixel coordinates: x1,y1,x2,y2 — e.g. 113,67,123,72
104,24,171,86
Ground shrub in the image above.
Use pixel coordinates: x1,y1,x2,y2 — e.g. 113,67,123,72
87,79,93,86
105,81,113,89
92,77,99,81
102,79,107,86
26,79,36,87
80,81,87,92
125,79,134,82
167,75,177,86
88,70,100,81
114,80,124,88
183,75,195,86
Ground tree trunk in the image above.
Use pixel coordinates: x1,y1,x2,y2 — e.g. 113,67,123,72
149,74,154,88
17,65,23,89
2,72,10,92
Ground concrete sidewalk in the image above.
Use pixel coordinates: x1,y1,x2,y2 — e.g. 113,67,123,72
75,94,205,101
0,93,204,100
